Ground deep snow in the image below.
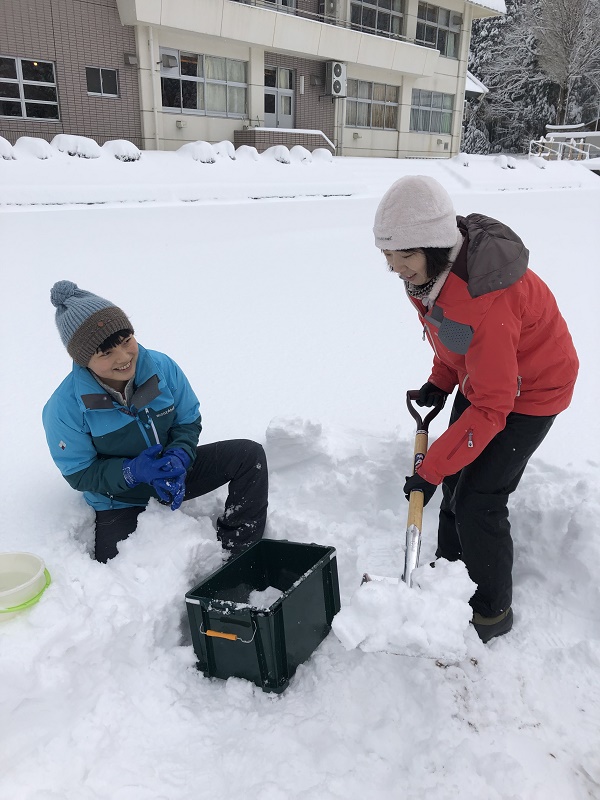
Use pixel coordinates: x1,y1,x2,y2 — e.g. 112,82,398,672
0,142,599,800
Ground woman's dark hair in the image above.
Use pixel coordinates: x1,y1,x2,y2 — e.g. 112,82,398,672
96,328,134,354
422,247,452,279
386,247,452,280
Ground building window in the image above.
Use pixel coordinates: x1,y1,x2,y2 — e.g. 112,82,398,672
0,56,59,120
346,80,399,129
263,0,296,9
410,89,453,134
350,0,405,39
416,3,461,58
160,48,247,117
86,67,119,97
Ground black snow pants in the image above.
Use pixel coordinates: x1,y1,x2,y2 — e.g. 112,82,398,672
436,392,555,618
94,439,268,563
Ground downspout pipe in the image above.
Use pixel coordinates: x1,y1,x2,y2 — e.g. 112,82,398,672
148,25,160,150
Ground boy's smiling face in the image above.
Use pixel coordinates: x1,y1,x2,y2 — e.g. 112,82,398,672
88,334,139,390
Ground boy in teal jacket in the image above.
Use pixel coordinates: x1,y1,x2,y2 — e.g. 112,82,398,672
43,281,268,562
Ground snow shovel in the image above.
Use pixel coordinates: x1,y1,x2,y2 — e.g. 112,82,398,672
362,389,446,588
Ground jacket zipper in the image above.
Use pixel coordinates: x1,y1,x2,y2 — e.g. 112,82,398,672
461,374,469,395
447,429,474,459
516,375,522,397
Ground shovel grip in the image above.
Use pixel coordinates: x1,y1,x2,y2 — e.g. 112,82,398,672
407,488,424,529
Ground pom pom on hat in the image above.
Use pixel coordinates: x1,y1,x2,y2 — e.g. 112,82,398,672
50,280,134,366
373,175,458,251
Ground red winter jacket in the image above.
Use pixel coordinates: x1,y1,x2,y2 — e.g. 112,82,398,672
411,214,578,486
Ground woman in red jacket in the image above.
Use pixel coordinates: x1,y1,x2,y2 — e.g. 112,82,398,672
373,175,578,642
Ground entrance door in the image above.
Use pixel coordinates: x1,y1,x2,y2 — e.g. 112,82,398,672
264,66,294,128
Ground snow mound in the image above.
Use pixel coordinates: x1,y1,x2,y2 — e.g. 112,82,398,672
102,139,141,162
333,558,477,663
52,134,102,159
13,136,55,159
262,145,291,164
0,136,15,160
178,141,217,163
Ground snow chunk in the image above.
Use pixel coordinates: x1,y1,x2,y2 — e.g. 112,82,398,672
13,137,55,160
266,416,326,469
290,145,312,164
52,134,102,159
248,586,283,609
312,147,334,162
102,139,141,162
213,140,236,160
0,136,15,160
178,141,216,163
262,145,291,164
454,152,470,167
332,559,477,663
495,154,508,170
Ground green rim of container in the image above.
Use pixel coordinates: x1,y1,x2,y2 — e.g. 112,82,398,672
0,569,51,614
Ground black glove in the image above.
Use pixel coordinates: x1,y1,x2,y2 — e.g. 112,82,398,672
417,381,449,408
403,473,438,506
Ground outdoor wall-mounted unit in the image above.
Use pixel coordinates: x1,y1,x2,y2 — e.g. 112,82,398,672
325,62,347,98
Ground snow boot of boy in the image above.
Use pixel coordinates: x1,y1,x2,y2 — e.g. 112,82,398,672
472,607,513,643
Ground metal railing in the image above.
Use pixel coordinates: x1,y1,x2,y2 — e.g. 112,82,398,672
229,0,412,44
529,137,600,161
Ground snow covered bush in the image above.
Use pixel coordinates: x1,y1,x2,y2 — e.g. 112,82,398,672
262,145,291,164
312,147,334,162
52,134,102,159
0,136,15,160
13,137,55,160
213,140,236,160
234,145,260,161
178,141,216,163
290,145,312,164
102,140,141,162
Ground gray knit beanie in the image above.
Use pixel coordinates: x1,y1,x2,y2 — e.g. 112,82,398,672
50,280,134,366
373,175,458,251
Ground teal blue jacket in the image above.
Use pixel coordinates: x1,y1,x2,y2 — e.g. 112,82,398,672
43,346,202,511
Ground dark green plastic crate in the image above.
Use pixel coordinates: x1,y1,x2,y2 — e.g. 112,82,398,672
185,539,341,693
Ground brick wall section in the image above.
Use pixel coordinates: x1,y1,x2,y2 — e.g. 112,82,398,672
264,52,335,143
0,0,142,147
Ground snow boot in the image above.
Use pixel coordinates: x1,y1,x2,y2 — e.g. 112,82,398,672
472,607,513,643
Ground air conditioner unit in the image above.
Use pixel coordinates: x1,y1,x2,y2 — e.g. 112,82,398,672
326,61,347,97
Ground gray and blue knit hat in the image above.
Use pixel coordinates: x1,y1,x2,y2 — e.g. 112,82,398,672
50,280,133,366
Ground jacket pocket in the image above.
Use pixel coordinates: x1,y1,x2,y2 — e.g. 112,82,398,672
446,429,474,460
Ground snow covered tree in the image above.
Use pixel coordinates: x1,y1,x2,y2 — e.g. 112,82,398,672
466,0,600,151
528,0,600,124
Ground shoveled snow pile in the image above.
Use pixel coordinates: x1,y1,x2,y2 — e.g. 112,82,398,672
333,559,477,662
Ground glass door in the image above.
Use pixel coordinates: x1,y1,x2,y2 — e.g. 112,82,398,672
264,66,294,128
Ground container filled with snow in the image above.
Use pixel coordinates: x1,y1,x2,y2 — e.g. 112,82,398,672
185,539,340,693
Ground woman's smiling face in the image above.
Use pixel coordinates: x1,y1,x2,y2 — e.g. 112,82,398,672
383,249,429,285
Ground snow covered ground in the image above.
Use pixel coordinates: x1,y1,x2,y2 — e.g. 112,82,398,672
0,140,599,799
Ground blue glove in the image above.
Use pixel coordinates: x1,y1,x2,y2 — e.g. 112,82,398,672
403,472,438,506
123,444,186,488
153,474,186,510
162,447,192,473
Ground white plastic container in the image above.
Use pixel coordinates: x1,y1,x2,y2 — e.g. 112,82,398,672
0,552,51,620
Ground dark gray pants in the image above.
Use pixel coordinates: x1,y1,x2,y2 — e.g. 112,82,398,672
437,392,555,617
94,439,268,563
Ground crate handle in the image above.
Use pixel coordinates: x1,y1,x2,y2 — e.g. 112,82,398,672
199,622,256,644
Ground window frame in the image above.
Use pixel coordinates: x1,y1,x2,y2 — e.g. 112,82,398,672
410,88,454,134
415,3,461,59
0,55,60,120
345,79,400,130
86,66,119,98
350,0,405,39
160,48,248,118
